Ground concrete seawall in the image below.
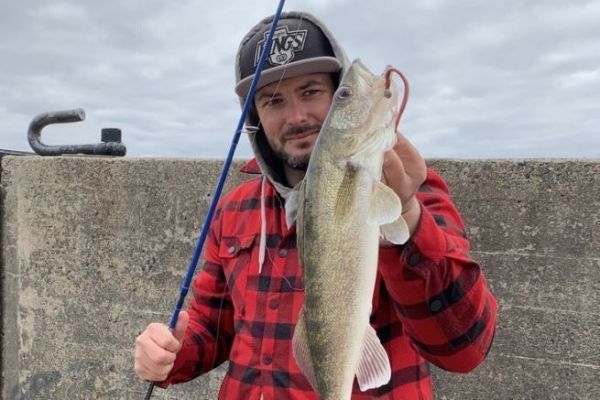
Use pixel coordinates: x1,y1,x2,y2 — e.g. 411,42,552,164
1,156,598,399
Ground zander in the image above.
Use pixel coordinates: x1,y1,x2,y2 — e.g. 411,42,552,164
292,59,410,399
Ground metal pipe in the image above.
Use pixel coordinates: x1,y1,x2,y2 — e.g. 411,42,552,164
27,108,126,156
0,149,35,157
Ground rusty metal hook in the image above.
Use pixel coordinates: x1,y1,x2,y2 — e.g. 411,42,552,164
27,108,127,156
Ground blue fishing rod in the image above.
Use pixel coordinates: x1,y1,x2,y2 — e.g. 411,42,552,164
143,1,286,398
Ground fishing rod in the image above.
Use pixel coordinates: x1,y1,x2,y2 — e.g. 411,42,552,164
143,0,286,398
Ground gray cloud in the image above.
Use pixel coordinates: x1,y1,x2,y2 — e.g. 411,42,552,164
1,0,599,158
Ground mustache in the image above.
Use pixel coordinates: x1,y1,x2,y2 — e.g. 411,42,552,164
282,124,321,140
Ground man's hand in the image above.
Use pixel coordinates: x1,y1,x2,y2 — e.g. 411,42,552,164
382,131,427,236
134,310,189,382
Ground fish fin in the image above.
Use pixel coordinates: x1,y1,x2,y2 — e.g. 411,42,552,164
356,325,392,391
347,125,397,165
368,181,402,225
292,309,318,391
380,216,410,244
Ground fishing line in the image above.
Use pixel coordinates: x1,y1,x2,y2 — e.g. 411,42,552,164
142,1,287,398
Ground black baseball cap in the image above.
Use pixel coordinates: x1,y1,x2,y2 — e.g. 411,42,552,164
235,14,343,98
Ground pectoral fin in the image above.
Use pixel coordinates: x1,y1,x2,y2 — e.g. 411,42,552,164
381,216,410,244
355,325,392,391
368,181,402,225
292,308,317,391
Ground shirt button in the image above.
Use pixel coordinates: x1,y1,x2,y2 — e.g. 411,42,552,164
429,299,443,313
263,354,272,365
278,248,288,257
269,299,280,309
227,246,236,254
408,252,421,266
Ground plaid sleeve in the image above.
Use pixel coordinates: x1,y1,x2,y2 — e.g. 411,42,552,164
378,169,497,373
159,206,235,387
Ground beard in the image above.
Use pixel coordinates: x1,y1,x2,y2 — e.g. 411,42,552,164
267,123,321,171
272,146,310,171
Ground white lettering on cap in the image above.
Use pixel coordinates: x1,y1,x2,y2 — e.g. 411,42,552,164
254,26,308,67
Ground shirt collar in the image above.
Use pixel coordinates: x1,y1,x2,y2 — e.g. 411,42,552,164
240,158,261,174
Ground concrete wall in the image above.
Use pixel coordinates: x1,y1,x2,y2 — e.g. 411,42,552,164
1,156,598,399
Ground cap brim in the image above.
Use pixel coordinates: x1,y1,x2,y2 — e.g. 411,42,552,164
235,57,342,98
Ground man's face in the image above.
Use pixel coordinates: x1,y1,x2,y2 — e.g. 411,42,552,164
254,73,335,170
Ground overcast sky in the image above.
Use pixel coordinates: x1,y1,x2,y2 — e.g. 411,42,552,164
1,0,599,159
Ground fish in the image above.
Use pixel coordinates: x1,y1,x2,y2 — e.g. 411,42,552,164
291,58,410,400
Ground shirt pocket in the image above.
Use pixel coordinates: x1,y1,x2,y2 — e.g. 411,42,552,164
218,234,256,318
219,234,256,260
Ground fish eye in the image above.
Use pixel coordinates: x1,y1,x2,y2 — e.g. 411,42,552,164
334,86,352,102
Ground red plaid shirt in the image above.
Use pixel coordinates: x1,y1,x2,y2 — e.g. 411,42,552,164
160,160,497,399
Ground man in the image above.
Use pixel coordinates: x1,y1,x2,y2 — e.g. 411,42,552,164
135,11,497,399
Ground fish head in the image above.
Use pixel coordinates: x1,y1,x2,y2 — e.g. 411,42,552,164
319,58,399,162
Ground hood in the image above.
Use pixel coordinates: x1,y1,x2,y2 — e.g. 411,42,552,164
234,11,351,200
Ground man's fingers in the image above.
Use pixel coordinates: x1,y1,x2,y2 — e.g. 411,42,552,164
151,333,177,361
146,323,182,353
383,149,408,197
173,310,189,343
382,132,427,208
383,146,406,177
135,346,174,382
393,132,427,183
138,336,177,366
134,326,179,381
133,317,189,382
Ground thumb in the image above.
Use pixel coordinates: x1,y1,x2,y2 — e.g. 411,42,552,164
172,310,189,343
